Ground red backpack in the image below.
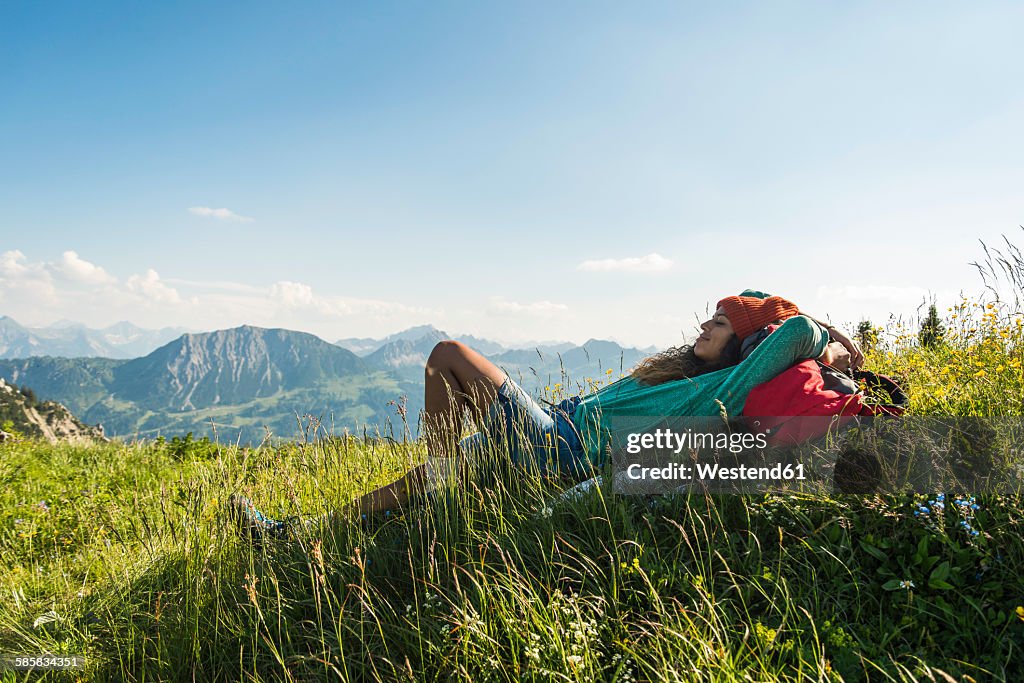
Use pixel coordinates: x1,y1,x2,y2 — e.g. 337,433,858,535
742,332,907,446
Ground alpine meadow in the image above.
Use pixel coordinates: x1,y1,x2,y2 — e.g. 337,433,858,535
2,237,1024,682
6,2,1024,680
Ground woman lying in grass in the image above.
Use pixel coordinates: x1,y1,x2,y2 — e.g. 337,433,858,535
230,290,862,538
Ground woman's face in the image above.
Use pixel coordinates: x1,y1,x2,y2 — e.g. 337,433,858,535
694,307,735,362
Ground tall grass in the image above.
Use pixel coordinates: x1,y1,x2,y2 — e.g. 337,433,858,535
3,239,1024,681
3,400,1023,680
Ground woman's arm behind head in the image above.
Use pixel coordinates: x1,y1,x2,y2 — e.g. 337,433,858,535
713,315,831,416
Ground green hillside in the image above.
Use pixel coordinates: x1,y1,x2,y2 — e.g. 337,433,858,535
0,327,412,443
0,326,646,443
0,356,121,415
2,291,1024,680
84,372,416,441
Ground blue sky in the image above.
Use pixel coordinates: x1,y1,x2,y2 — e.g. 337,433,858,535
1,1,1022,347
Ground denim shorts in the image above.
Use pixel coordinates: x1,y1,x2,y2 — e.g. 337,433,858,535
457,378,591,478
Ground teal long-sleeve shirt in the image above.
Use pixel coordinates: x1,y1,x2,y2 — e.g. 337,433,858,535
571,314,829,465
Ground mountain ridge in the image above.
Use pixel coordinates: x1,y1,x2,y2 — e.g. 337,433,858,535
0,316,188,359
0,323,652,442
0,377,106,443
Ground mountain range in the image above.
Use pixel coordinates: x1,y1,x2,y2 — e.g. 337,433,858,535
335,324,577,358
0,316,188,359
0,321,653,443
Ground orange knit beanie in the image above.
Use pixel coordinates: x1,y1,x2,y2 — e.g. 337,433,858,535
715,295,800,340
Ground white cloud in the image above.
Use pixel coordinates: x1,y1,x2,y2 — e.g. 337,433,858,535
0,250,444,341
487,297,569,317
268,280,439,323
0,251,190,325
52,251,116,285
188,206,254,223
269,280,344,314
0,250,58,306
576,253,673,273
126,269,182,305
270,281,316,308
0,250,29,277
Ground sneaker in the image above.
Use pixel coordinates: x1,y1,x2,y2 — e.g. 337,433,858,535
227,494,288,540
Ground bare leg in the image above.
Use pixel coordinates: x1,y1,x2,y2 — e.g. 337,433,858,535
348,341,507,516
422,340,507,457
231,342,509,538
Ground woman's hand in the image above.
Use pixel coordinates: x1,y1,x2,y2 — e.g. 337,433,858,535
820,341,853,372
825,326,863,370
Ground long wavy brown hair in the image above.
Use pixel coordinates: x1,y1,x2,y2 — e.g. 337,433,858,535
631,336,743,386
